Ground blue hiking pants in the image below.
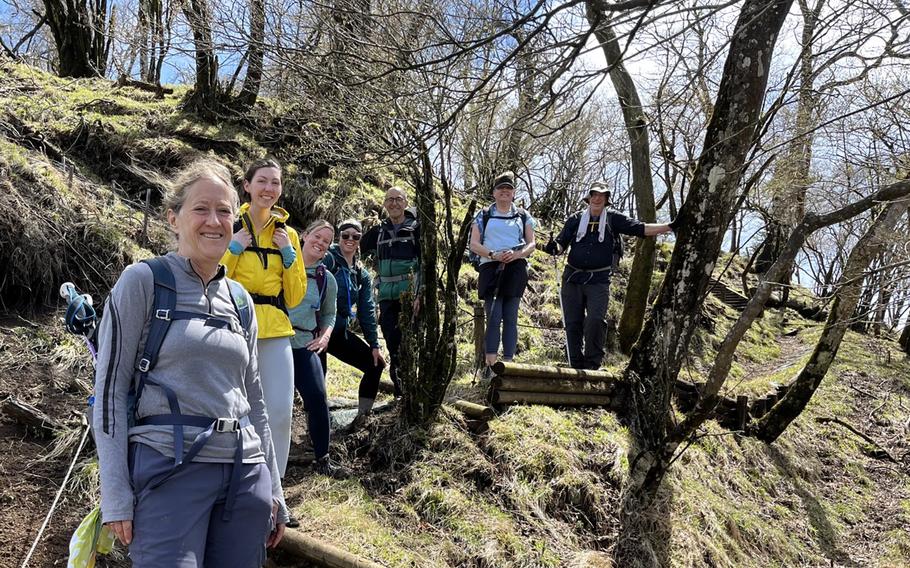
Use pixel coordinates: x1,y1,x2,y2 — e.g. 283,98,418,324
484,296,521,359
128,443,272,568
292,347,331,459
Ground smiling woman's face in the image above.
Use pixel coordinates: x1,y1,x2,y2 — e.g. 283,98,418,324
338,228,361,255
244,166,282,209
168,177,235,265
303,226,334,261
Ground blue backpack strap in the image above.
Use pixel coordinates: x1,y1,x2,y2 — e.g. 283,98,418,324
137,257,177,392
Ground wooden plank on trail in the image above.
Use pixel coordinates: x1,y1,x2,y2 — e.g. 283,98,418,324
2,397,62,436
491,361,619,380
491,390,613,407
278,529,386,568
492,376,618,395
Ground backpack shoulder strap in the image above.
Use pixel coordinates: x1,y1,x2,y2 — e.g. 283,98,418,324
227,280,253,336
315,264,327,303
518,208,529,238
311,264,328,330
137,257,177,375
478,205,493,244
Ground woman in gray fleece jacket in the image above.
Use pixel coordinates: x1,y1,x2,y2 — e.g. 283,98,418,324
92,160,287,566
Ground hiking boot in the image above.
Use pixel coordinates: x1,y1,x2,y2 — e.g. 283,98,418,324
312,455,351,479
345,412,368,432
285,515,300,529
480,365,495,384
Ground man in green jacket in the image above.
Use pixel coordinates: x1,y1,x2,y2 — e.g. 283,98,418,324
361,186,420,397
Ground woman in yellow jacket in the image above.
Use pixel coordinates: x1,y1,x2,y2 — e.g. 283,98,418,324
222,158,305,479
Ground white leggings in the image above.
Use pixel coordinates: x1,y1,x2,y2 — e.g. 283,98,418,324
257,337,294,477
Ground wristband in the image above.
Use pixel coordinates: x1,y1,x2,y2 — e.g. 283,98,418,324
280,245,296,268
229,240,244,255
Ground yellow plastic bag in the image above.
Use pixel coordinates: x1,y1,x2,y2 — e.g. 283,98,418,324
68,506,115,568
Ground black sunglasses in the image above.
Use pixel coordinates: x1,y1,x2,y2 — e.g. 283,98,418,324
340,233,362,241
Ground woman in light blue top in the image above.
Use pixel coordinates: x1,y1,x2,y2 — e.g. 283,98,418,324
468,171,536,374
287,220,349,479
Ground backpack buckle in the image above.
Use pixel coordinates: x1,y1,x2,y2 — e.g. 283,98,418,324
137,358,151,372
155,309,171,321
215,418,240,433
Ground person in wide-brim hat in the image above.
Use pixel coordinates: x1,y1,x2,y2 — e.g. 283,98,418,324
582,181,611,203
541,179,677,370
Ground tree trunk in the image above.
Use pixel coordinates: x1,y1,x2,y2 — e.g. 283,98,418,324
236,0,265,109
585,4,658,355
900,324,910,354
609,2,793,565
43,0,111,77
182,0,221,116
138,0,149,80
752,199,910,442
399,138,476,426
147,0,164,84
754,0,822,275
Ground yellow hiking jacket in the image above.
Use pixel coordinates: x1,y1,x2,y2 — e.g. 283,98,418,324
221,203,306,339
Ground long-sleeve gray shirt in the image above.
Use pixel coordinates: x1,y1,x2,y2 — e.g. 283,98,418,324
288,263,338,349
92,253,287,524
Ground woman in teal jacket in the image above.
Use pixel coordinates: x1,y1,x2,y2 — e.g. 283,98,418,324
321,219,385,430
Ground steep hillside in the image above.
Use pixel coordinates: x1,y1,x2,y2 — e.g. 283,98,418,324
1,62,908,568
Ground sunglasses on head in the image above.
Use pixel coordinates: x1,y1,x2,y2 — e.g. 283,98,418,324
340,232,362,241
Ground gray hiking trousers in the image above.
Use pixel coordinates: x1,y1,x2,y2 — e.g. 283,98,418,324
560,280,611,369
128,443,273,567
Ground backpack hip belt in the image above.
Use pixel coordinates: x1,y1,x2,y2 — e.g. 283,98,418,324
376,273,411,284
566,263,612,274
377,235,415,246
565,263,612,285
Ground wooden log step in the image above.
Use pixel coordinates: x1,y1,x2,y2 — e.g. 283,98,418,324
491,361,619,380
492,375,618,395
491,390,612,407
453,400,495,420
278,529,385,568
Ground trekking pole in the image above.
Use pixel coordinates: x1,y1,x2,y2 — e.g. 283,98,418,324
20,415,92,568
550,233,572,367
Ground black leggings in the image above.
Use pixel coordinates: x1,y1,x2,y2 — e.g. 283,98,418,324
319,327,386,401
292,348,330,459
378,300,403,394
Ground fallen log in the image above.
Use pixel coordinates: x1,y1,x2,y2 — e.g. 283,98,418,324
491,361,619,380
2,397,62,436
277,529,386,568
452,400,494,420
492,375,617,395
491,390,612,407
114,76,174,95
815,416,898,463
